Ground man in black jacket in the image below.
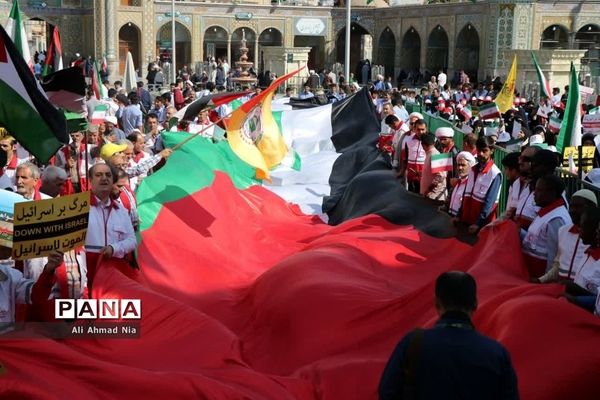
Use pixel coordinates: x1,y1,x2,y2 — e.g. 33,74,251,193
379,271,519,400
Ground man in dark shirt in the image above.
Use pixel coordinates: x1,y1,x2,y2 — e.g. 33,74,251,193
379,271,519,400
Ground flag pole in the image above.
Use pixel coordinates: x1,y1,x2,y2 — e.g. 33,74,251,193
344,0,351,86
171,0,177,83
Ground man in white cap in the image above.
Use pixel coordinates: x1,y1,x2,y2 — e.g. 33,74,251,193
448,151,477,219
103,116,125,142
536,189,598,283
435,127,459,189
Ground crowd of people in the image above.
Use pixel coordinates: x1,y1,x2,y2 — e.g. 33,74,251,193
369,71,600,318
1,64,599,335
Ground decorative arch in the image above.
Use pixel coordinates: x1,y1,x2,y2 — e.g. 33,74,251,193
204,26,229,62
231,27,257,65
540,24,569,49
454,23,480,82
426,25,449,74
156,21,191,74
575,24,600,74
377,27,396,80
119,23,141,76
336,23,372,84
575,24,600,50
400,27,421,76
258,28,283,72
25,17,55,55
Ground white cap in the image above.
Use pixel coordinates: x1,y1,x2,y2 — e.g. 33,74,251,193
409,112,424,120
456,151,476,167
104,115,118,125
529,134,544,145
572,189,598,206
435,127,454,138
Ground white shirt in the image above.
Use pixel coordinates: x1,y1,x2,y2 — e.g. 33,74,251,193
393,105,410,123
85,196,136,258
128,151,153,191
574,253,600,294
0,263,34,332
437,72,447,88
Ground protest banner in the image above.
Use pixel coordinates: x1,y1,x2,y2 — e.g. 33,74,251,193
12,192,90,260
580,85,595,104
562,146,596,173
583,113,600,135
0,190,27,248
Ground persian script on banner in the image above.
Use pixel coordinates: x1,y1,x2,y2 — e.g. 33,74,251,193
12,192,90,260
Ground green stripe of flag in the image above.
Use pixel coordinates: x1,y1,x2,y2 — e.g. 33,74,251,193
556,62,582,153
272,110,301,171
136,132,259,232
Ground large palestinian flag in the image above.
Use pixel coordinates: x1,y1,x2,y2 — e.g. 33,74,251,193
1,92,599,399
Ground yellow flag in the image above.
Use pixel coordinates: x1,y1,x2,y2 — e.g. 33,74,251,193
226,67,304,180
256,91,289,171
495,55,517,114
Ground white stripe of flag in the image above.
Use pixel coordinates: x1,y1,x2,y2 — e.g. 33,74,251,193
431,153,453,173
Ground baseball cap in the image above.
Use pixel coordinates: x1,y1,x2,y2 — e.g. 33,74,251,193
100,143,128,161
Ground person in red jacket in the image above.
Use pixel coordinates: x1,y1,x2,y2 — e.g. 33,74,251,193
172,78,185,110
459,136,502,234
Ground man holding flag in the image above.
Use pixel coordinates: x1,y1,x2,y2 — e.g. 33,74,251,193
420,132,447,203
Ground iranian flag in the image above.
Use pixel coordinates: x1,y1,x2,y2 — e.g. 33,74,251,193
532,52,551,99
549,115,562,134
478,102,501,120
0,24,68,162
460,105,473,120
41,26,63,77
4,0,31,70
90,104,108,124
556,62,582,152
431,152,454,173
92,60,108,99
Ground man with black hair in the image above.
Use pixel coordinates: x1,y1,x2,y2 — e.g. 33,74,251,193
460,136,502,234
172,78,185,110
121,92,144,135
397,118,427,193
420,132,447,202
504,146,540,224
136,81,152,112
379,271,518,400
522,174,571,278
501,151,520,187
